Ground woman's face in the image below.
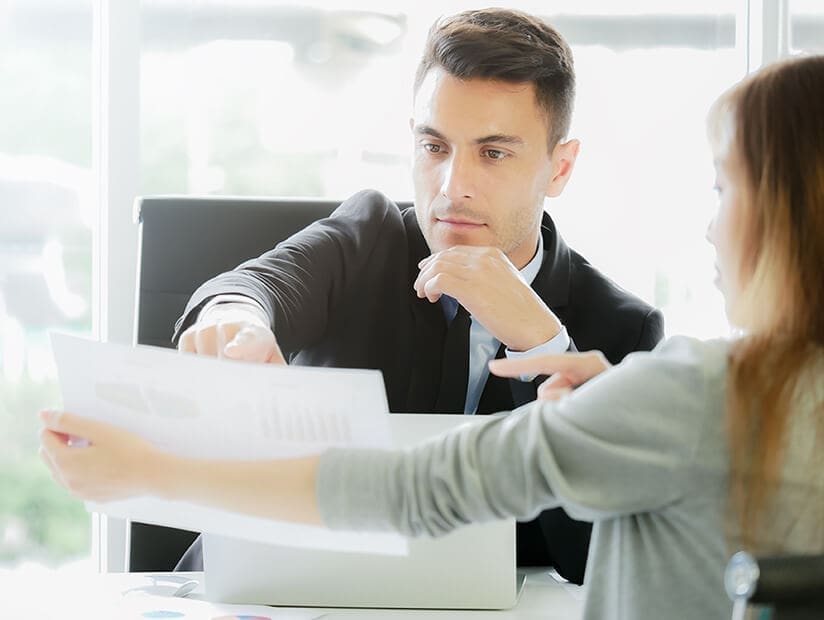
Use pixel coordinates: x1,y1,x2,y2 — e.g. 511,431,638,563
707,145,750,326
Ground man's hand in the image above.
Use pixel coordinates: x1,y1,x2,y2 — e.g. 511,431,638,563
38,409,167,502
414,246,562,351
489,351,611,400
178,302,286,364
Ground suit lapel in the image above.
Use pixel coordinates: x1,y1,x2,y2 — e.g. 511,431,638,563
531,212,571,309
402,208,450,413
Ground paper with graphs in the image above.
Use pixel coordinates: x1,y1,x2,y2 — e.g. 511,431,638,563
50,332,406,555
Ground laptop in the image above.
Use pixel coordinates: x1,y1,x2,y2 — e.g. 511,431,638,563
202,414,524,609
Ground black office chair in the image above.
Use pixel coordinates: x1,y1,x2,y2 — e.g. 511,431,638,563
725,551,824,620
130,195,342,571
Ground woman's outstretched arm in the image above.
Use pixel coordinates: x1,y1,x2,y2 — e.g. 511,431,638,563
38,409,323,525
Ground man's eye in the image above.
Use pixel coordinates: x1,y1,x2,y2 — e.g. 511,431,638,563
483,149,506,160
423,143,441,153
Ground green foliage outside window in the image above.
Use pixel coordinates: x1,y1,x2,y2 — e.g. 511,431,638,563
0,378,89,565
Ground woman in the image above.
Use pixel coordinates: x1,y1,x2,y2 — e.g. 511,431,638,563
39,55,823,619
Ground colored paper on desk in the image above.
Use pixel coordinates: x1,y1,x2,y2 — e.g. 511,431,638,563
51,332,406,555
120,585,322,620
121,596,320,620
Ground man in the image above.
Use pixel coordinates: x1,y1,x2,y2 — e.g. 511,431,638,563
175,9,664,583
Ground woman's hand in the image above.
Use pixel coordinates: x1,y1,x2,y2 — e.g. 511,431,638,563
489,350,611,401
37,409,324,525
38,409,165,502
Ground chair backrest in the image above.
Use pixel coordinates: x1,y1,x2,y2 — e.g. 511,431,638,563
129,195,342,571
726,551,824,620
135,195,343,349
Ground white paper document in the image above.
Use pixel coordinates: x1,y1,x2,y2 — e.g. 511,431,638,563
51,332,407,555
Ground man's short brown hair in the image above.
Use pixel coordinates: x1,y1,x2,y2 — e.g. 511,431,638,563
414,8,575,149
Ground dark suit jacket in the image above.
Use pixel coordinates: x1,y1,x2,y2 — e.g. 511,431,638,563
175,189,665,583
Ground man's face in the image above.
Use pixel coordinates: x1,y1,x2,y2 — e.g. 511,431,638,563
411,68,573,268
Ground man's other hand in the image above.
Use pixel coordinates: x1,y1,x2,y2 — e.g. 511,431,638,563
414,246,563,351
178,302,286,364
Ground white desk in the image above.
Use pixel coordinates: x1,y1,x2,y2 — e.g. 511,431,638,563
1,569,584,619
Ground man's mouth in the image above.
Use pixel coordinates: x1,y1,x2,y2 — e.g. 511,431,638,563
436,217,485,228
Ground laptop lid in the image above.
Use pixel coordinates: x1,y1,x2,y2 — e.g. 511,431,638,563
203,414,522,609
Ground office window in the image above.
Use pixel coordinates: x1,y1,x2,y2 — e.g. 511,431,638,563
139,1,740,338
7,0,815,575
538,3,739,340
0,0,93,570
790,0,824,53
139,1,413,200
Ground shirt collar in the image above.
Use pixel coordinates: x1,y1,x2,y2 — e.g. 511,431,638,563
519,233,544,286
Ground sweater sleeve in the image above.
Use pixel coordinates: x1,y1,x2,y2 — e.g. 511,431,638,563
316,336,727,536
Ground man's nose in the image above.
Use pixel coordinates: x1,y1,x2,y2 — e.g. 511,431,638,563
440,151,476,201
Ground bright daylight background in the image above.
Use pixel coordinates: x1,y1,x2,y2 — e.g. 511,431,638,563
1,0,822,576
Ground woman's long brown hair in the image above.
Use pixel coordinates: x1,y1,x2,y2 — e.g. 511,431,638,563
708,55,824,548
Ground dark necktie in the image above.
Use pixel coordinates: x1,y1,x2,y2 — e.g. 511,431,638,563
476,344,515,414
433,304,470,413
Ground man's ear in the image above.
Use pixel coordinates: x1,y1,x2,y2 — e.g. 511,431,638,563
409,117,414,132
546,139,581,198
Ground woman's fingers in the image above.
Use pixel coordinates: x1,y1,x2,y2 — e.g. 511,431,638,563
39,409,99,440
489,353,578,378
489,350,611,387
537,383,573,401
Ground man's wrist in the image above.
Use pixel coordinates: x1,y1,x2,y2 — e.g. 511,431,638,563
506,325,570,359
198,295,269,328
506,311,564,352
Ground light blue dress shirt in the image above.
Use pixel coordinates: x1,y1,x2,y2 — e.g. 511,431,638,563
442,235,570,415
